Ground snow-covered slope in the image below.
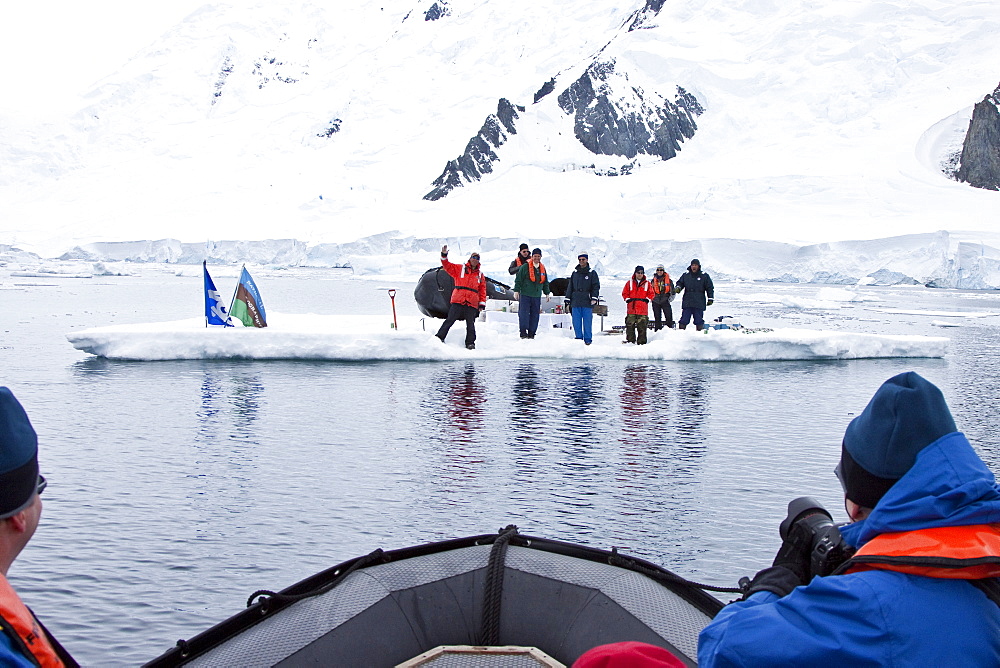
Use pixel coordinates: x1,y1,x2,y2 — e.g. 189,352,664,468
1,0,998,261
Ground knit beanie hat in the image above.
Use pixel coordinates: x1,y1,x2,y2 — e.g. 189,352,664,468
689,258,700,268
0,388,40,519
578,253,589,260
532,248,542,256
572,642,685,668
634,265,645,274
838,372,957,508
519,243,529,251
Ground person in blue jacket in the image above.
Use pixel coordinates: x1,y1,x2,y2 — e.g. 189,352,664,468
698,372,1000,667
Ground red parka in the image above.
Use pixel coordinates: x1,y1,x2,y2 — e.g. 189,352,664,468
622,277,653,316
442,256,487,309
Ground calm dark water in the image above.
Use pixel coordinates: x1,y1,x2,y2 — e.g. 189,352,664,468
1,267,998,666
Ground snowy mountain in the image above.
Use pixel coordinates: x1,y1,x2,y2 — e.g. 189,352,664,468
1,0,999,286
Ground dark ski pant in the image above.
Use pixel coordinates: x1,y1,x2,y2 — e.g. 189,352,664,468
678,307,705,330
518,295,541,337
652,300,674,330
437,303,479,346
625,314,649,344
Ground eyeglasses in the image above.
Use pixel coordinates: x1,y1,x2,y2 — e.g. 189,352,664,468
36,475,46,496
656,269,664,272
635,270,644,274
470,254,480,260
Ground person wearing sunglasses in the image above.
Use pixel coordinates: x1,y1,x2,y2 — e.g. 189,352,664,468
0,388,77,667
565,253,601,345
508,243,531,276
435,245,487,350
650,265,675,330
699,372,1000,667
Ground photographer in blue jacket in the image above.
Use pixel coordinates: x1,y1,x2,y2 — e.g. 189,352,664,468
699,372,1000,667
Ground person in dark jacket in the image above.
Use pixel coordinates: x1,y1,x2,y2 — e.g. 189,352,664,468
673,258,714,331
508,243,531,276
513,248,551,339
566,253,600,345
621,266,653,345
0,388,76,668
435,245,487,350
650,264,675,330
698,372,1000,667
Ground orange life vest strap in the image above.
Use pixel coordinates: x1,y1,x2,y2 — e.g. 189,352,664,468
0,575,64,667
844,524,1000,579
652,275,672,294
528,262,546,283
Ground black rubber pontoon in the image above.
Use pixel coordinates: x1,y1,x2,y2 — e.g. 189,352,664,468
414,267,516,318
145,527,725,667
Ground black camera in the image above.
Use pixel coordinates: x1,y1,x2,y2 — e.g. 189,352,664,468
779,497,854,577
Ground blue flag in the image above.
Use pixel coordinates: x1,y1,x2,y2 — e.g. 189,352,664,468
229,266,268,328
203,261,232,326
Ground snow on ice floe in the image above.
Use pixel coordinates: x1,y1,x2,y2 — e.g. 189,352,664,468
739,287,879,310
65,314,948,362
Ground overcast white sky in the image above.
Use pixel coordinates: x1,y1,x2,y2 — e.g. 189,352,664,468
0,1,203,119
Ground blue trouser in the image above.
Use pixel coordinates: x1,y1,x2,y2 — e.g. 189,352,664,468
679,307,705,328
518,295,541,337
572,306,593,343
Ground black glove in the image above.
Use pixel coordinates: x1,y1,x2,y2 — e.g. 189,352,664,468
741,523,811,599
564,299,571,308
707,298,714,306
479,304,486,313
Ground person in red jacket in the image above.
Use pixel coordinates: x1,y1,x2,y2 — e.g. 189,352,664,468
435,244,488,350
621,266,654,345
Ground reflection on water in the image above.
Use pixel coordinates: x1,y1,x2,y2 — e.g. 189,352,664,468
431,362,486,440
7,275,1000,667
674,368,708,449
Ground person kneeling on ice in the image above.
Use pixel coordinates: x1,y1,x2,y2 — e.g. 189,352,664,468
698,372,1000,667
0,388,77,667
435,245,487,350
513,248,551,339
673,258,714,331
621,266,653,345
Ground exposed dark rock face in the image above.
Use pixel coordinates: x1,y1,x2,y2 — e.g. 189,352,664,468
955,83,1000,191
212,55,234,104
424,99,523,201
534,78,556,103
425,2,451,21
557,60,703,162
317,119,342,138
627,0,667,31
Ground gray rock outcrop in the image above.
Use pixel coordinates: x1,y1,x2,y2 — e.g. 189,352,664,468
557,60,703,162
423,99,523,201
955,82,1000,191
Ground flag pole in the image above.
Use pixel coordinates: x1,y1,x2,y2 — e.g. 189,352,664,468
203,260,208,328
228,264,244,318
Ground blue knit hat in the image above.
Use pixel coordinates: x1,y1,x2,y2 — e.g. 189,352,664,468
837,372,957,508
0,388,41,519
